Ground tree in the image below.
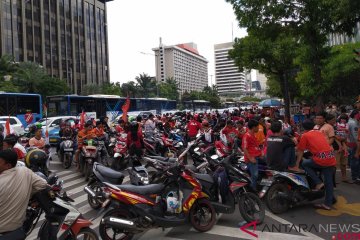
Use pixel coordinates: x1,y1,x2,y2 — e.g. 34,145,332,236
158,77,180,100
121,81,139,98
102,82,122,96
36,76,70,98
226,0,360,110
229,26,299,120
135,73,156,98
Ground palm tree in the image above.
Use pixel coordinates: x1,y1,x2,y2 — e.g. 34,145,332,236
135,73,156,98
121,81,139,98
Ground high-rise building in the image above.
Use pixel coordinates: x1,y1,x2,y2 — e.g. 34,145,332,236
214,42,246,96
0,0,111,94
152,39,208,94
328,22,360,46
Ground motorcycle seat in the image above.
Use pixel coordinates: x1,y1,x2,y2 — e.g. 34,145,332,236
119,183,165,195
146,155,177,162
96,163,125,179
194,173,214,184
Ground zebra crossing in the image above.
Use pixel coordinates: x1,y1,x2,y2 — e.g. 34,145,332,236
26,154,323,240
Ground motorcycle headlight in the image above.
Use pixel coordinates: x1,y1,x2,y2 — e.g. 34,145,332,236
140,177,149,184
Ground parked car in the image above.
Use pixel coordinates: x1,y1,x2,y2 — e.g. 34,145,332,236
0,116,25,135
25,116,77,134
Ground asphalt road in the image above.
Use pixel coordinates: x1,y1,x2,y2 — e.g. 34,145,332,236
27,150,360,240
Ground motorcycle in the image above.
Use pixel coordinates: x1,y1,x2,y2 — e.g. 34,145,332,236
58,136,74,169
111,133,128,171
259,169,326,213
80,138,99,181
32,185,98,239
85,162,125,210
143,133,177,158
193,153,265,224
95,162,217,239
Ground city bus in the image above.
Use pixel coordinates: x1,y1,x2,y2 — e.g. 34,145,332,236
0,92,42,126
183,100,211,112
46,94,177,120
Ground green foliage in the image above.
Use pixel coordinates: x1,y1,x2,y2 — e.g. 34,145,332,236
120,81,139,98
240,96,261,102
0,57,69,97
135,73,157,98
102,82,122,96
226,0,360,107
158,77,179,101
182,85,221,109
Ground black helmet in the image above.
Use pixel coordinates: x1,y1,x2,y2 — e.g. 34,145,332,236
25,149,48,169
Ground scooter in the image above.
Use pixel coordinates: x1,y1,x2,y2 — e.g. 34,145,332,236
85,162,125,209
259,169,326,213
95,162,217,239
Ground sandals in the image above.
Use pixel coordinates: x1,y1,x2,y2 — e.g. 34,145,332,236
314,203,331,210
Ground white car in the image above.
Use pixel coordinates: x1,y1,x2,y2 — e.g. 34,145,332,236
25,116,77,133
0,116,25,135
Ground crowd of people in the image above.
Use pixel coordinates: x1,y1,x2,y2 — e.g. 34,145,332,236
0,100,360,238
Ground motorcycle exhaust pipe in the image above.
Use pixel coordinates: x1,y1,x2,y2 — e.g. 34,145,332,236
84,186,96,198
101,216,136,230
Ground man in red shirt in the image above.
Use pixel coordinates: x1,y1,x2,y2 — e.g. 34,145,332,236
221,120,239,146
297,119,336,210
187,115,202,140
242,119,263,189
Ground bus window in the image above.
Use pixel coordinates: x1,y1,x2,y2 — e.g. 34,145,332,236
17,96,40,114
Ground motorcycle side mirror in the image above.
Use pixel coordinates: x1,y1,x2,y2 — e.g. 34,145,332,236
211,155,219,160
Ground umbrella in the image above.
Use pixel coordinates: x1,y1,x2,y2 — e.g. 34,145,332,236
258,99,283,107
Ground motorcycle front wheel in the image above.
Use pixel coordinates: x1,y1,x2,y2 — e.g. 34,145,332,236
84,160,92,181
238,192,265,224
76,227,99,240
99,208,135,240
87,182,104,210
189,198,216,232
63,153,72,169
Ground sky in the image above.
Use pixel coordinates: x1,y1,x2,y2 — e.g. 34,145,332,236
106,0,247,86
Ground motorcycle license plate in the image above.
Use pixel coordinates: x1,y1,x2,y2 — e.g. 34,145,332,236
260,178,273,186
64,148,73,151
98,141,104,144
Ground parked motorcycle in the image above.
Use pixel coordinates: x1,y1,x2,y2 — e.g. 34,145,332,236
85,162,125,209
260,169,326,213
194,153,265,224
110,133,128,171
96,162,216,239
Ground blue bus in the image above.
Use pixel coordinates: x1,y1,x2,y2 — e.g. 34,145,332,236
46,94,177,119
0,92,43,126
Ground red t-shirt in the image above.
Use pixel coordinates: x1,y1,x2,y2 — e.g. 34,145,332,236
297,130,336,167
221,126,239,144
242,132,262,163
187,120,202,138
126,131,143,149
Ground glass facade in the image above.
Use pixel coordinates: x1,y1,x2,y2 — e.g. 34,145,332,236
0,0,110,94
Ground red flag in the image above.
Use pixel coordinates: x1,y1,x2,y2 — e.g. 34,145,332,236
121,97,130,122
43,104,48,117
79,110,85,130
5,116,11,136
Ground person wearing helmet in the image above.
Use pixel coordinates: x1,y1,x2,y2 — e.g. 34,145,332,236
0,149,47,239
24,123,37,138
29,127,45,149
2,134,26,160
126,121,144,157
